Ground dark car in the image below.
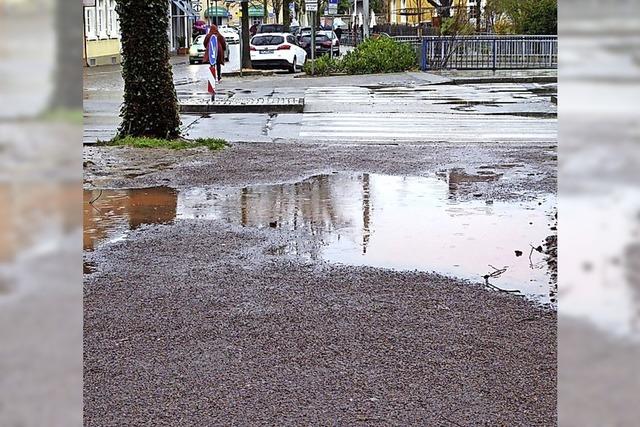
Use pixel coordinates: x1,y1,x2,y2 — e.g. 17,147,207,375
257,24,287,34
300,34,334,57
296,26,312,41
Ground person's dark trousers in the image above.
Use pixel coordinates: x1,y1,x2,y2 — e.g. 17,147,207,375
216,62,222,81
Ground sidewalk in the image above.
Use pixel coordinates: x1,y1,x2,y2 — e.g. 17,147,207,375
425,69,557,84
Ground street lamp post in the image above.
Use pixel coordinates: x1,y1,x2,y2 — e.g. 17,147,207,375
214,0,218,25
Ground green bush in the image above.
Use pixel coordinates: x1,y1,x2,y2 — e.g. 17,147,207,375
303,55,342,76
303,37,417,76
520,0,557,35
342,37,417,74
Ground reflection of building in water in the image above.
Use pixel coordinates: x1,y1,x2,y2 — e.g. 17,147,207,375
362,173,371,254
436,168,501,199
232,175,364,259
83,187,177,251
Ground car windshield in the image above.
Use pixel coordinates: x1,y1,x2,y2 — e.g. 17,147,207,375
194,35,205,45
252,35,285,46
315,35,330,42
260,25,285,33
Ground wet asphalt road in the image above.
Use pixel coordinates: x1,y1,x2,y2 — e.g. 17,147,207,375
83,59,556,144
83,63,557,425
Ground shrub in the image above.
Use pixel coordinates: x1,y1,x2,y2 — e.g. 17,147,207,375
340,37,417,74
520,0,557,35
303,55,342,76
303,38,417,76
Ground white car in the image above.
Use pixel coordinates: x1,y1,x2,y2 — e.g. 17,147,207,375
189,35,206,64
220,27,239,44
250,33,307,73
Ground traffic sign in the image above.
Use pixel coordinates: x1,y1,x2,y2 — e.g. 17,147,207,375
305,0,318,12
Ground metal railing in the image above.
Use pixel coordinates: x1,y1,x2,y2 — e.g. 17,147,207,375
420,35,557,70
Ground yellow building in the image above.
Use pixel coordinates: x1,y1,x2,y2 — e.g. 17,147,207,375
83,0,121,66
387,0,475,26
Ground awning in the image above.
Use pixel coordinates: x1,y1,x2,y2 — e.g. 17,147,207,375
248,6,265,17
205,6,229,17
172,0,198,17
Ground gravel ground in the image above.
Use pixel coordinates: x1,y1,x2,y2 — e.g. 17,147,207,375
84,219,556,426
83,140,557,425
84,141,556,201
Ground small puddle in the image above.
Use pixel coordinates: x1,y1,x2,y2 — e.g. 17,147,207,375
84,187,178,251
83,174,556,303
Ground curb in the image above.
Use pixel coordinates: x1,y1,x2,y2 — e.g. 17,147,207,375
222,69,275,77
180,98,304,114
442,76,557,85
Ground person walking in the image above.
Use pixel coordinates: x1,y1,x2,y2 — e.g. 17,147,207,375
203,25,227,83
334,26,342,42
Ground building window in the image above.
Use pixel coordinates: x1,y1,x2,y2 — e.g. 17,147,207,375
85,7,97,39
97,0,108,39
106,0,119,38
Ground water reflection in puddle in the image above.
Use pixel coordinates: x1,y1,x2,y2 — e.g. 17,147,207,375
83,187,177,251
84,173,556,303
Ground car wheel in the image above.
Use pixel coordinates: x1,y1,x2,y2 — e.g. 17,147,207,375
189,59,195,64
289,56,297,73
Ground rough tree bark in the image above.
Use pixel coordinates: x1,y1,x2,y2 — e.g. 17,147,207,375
115,0,180,139
241,1,251,68
283,0,291,28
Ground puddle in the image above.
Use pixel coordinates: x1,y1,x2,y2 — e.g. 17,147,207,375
84,173,556,303
83,187,178,251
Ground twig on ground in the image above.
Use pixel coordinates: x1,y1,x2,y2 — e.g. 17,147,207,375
482,265,520,293
89,189,103,204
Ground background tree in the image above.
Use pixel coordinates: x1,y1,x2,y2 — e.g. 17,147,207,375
425,0,453,18
283,0,291,27
115,0,180,139
271,0,283,23
486,0,556,34
337,0,350,14
241,1,251,68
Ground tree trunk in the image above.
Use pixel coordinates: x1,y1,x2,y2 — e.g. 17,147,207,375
263,0,268,22
241,1,252,68
283,1,291,28
115,0,180,139
50,0,82,110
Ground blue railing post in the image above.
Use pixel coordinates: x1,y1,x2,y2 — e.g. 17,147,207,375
492,38,497,70
421,37,429,71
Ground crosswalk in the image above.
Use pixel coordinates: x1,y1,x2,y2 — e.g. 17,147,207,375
299,85,557,143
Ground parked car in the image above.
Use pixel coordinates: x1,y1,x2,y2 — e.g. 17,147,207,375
296,26,311,41
317,30,340,56
189,35,206,64
257,23,287,34
250,33,307,73
220,27,239,44
300,33,336,57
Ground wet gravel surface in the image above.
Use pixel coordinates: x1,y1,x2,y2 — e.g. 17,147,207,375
84,220,556,426
84,141,556,201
